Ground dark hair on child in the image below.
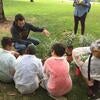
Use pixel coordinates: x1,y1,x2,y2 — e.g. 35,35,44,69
26,44,36,55
51,43,65,57
1,37,13,48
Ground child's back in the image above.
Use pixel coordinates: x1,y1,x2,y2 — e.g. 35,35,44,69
44,56,72,96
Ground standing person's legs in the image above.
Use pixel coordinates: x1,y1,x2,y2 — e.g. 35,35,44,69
74,16,79,35
27,38,40,45
80,13,87,35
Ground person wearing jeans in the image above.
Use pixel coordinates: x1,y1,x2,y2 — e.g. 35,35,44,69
11,13,50,54
73,0,91,35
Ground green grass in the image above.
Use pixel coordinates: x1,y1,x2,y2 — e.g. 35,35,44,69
0,0,100,100
3,0,100,37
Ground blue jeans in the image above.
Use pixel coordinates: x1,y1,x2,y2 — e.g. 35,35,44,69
14,43,26,51
14,38,40,54
26,38,40,45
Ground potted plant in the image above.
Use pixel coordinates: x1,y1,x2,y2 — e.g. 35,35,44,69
65,35,74,63
61,32,75,63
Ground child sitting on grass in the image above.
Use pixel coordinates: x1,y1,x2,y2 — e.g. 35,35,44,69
41,43,72,99
14,44,43,94
0,37,17,82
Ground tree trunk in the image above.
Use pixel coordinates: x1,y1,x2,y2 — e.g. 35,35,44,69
30,0,34,2
0,0,6,22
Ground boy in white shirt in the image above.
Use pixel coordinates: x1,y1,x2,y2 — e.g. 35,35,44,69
14,44,43,94
0,37,16,82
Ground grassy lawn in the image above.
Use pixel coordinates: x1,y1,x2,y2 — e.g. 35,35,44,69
0,0,100,100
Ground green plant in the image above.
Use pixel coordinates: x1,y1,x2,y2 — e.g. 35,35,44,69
79,34,96,47
36,37,59,59
61,31,75,47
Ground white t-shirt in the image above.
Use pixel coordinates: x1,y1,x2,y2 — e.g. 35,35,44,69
14,55,43,94
0,48,16,82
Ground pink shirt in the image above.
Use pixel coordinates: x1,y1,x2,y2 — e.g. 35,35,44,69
44,56,72,96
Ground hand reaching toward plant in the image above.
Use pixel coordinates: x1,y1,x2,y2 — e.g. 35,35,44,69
42,29,50,37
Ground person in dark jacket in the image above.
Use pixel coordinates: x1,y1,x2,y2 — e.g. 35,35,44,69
11,13,50,54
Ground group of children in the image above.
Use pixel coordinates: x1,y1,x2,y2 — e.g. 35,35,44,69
0,36,100,100
0,37,72,99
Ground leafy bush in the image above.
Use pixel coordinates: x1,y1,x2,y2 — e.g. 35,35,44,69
36,32,96,60
60,31,75,47
36,37,59,59
78,34,96,47
61,33,96,47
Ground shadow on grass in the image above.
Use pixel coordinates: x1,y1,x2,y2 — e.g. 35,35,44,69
0,81,53,100
0,67,99,100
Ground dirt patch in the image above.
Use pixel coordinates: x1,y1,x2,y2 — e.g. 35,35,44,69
0,20,13,33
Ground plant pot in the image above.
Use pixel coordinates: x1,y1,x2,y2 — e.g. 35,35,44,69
67,55,73,63
66,45,73,63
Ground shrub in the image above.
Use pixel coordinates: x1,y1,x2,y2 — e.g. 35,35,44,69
36,37,59,59
78,34,96,47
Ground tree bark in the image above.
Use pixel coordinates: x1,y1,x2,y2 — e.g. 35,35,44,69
0,0,6,22
30,0,34,2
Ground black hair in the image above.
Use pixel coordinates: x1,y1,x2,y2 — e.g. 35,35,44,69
26,44,36,55
1,37,13,48
51,43,65,57
15,13,25,22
